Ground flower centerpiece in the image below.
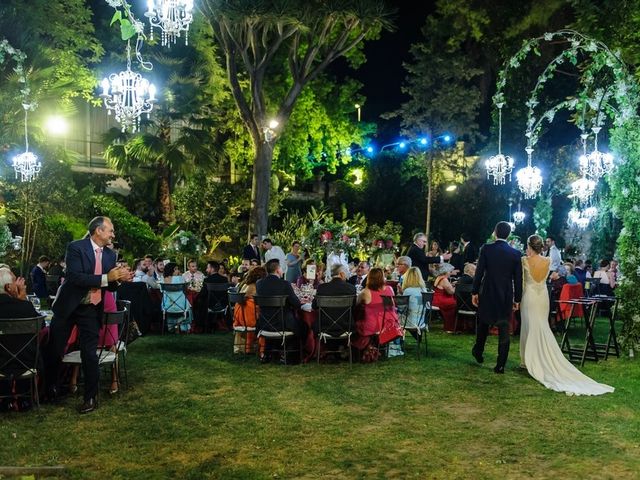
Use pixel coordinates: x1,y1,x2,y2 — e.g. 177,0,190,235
366,221,402,269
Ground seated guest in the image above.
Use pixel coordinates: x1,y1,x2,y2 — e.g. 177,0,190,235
183,259,204,289
256,259,301,334
296,259,324,289
593,260,614,296
0,265,40,405
353,267,401,362
144,258,165,290
400,267,428,330
250,258,260,267
233,266,267,353
348,261,370,289
162,263,192,333
395,256,412,293
573,259,587,287
432,263,458,333
312,264,356,320
218,263,230,282
204,261,229,284
237,258,252,282
549,265,568,301
131,258,145,282
457,263,476,286
30,255,50,303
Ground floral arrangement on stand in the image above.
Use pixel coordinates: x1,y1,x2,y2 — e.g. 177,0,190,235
162,228,204,269
366,221,402,268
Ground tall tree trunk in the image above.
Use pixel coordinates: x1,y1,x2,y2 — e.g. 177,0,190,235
249,141,274,239
158,164,173,225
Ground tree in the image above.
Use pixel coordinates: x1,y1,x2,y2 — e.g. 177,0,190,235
198,0,393,239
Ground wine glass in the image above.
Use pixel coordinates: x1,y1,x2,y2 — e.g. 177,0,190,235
30,296,41,311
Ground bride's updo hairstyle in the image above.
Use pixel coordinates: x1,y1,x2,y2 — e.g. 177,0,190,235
527,235,544,254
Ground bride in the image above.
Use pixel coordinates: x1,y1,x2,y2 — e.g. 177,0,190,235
520,235,614,395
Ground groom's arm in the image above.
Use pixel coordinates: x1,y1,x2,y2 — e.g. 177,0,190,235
472,246,486,296
513,254,523,303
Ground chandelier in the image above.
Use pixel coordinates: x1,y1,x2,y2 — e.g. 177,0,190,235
575,216,590,229
12,104,41,182
516,146,542,199
100,42,157,133
146,0,194,47
571,176,596,204
513,209,526,224
583,206,598,219
579,126,614,179
485,103,514,184
568,207,581,225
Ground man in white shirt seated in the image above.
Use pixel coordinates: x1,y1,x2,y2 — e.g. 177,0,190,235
544,236,562,272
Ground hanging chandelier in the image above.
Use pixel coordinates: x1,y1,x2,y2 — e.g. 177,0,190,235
513,209,526,224
12,103,41,182
145,0,194,47
568,207,581,225
516,146,542,199
100,41,157,133
583,206,598,219
579,126,614,179
575,216,590,229
485,103,514,185
571,176,596,204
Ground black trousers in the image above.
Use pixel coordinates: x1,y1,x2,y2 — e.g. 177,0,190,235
474,319,510,368
46,303,102,401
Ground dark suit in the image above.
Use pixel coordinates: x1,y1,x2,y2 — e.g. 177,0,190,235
472,240,523,369
407,243,442,280
30,265,47,299
255,274,301,332
462,242,478,264
242,244,261,262
312,278,356,335
47,238,118,401
347,274,367,288
0,296,40,386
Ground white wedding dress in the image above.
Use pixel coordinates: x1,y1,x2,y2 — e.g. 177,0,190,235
520,256,614,396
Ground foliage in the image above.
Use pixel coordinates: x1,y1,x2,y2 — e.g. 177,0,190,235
36,213,88,259
161,228,205,264
172,174,249,255
91,194,160,256
533,192,553,240
609,120,640,354
0,215,12,259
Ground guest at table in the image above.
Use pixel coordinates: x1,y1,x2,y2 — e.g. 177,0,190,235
408,233,452,281
401,267,428,331
593,260,614,296
163,263,192,333
285,241,304,284
30,255,50,303
457,263,476,287
144,258,165,290
217,263,230,282
256,259,302,361
549,265,568,302
348,260,370,289
432,263,458,333
312,264,356,310
183,259,205,301
297,259,324,289
233,266,267,354
353,267,401,362
0,265,40,408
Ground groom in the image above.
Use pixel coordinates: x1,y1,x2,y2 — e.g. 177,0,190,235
471,221,523,373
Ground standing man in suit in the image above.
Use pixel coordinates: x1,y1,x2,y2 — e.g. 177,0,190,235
471,222,523,374
460,233,478,265
407,233,452,281
243,234,261,263
46,217,131,413
30,255,50,303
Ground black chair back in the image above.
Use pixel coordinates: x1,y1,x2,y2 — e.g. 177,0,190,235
420,290,435,325
454,283,475,312
253,295,288,333
316,295,355,337
45,275,60,296
206,282,231,312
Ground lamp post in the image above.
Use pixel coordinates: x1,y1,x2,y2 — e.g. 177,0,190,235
354,103,361,122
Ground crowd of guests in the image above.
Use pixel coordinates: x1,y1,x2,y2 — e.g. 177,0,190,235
2,217,621,413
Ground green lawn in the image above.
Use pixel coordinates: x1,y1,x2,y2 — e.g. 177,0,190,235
1,321,639,479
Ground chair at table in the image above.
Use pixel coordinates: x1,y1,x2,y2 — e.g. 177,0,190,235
0,315,45,409
118,281,154,334
205,283,231,333
454,283,477,334
393,295,410,356
62,309,127,397
253,295,300,365
558,282,584,329
115,300,132,389
229,290,256,355
160,283,191,334
315,295,356,365
417,290,435,357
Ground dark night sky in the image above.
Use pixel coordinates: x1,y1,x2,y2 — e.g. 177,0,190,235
349,1,435,136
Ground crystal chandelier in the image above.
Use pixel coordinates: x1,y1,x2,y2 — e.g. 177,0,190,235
575,216,590,229
100,42,157,133
571,176,596,204
583,206,598,219
146,0,194,47
579,126,614,179
513,209,526,224
568,207,581,225
12,104,41,182
485,103,514,184
516,146,542,199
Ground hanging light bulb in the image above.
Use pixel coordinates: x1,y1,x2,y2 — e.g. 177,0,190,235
485,103,515,184
513,209,526,224
580,126,614,179
12,103,41,182
146,0,194,47
516,146,542,199
100,41,157,133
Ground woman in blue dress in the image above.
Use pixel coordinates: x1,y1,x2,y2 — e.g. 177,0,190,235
162,263,192,333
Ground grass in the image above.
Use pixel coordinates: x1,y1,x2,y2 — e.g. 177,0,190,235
1,318,639,480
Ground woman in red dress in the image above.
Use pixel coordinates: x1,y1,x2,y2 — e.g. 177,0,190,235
432,263,458,333
353,267,402,361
